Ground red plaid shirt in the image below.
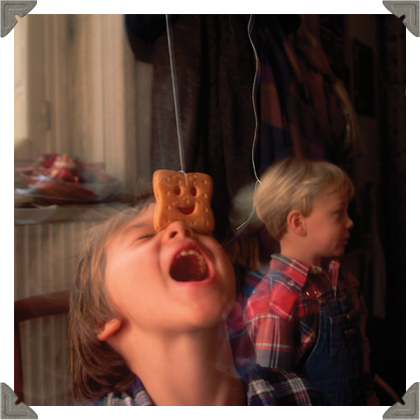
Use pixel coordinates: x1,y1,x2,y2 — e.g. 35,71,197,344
244,254,376,402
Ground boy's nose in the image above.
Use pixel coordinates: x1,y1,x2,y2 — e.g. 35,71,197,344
346,214,354,230
163,220,193,241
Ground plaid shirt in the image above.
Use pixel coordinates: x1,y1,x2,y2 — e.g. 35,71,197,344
244,255,373,387
91,361,330,406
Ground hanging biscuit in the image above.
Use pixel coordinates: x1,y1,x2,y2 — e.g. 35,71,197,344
153,170,215,234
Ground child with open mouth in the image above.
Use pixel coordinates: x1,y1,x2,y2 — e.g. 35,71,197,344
69,199,330,406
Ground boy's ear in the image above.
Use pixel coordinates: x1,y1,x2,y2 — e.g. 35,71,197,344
287,210,306,236
96,318,122,341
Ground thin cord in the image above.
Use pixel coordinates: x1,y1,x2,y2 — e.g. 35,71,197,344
165,14,188,184
247,15,262,185
234,15,262,233
221,15,262,248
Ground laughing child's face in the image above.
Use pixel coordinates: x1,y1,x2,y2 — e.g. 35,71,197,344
103,203,236,335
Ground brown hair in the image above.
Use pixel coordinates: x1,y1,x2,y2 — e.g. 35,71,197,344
255,157,355,240
69,200,153,402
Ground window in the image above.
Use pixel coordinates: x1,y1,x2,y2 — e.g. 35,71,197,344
14,14,152,195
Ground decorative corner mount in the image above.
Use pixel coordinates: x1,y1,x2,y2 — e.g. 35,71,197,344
0,0,37,38
383,382,419,419
0,382,38,419
383,0,420,37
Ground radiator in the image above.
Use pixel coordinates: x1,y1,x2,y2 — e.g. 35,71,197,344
15,221,90,406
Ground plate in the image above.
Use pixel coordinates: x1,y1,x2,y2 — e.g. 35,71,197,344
16,178,122,204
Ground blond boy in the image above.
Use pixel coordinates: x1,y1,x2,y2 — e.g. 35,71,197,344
244,157,378,405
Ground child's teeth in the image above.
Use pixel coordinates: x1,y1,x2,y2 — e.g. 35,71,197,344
176,249,204,263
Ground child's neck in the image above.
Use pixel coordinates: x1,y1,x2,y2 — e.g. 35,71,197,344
124,322,246,406
279,238,321,267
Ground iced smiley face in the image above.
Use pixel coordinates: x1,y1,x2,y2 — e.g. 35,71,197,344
153,170,215,234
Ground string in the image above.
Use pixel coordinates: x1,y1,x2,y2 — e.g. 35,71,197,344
247,14,262,186
221,15,262,247
233,15,262,234
165,14,188,185
164,15,261,247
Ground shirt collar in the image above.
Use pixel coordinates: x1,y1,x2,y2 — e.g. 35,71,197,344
270,254,341,288
270,254,312,289
126,361,274,406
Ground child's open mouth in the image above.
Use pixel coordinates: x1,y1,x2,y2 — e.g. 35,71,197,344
170,248,209,282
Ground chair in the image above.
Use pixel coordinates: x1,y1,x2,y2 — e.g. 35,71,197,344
14,290,71,403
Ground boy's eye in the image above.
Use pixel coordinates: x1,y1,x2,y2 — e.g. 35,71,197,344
335,209,346,218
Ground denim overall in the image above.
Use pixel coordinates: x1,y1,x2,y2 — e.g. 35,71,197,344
300,288,366,405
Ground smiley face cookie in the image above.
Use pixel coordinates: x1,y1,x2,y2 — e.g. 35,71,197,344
153,170,214,234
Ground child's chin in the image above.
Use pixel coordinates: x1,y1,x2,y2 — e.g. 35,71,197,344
188,299,232,327
188,312,226,329
333,249,345,258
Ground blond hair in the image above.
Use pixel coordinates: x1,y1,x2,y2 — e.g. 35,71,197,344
255,157,355,240
69,199,153,402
